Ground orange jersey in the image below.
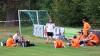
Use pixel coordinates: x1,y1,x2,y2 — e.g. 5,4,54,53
6,37,15,47
89,34,99,43
71,38,80,48
86,34,99,46
54,39,65,48
78,35,85,41
83,22,91,35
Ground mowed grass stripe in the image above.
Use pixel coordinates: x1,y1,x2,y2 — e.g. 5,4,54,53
0,45,100,56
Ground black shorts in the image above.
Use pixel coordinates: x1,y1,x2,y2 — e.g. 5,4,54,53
47,32,53,37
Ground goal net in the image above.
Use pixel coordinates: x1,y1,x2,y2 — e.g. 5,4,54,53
18,10,49,36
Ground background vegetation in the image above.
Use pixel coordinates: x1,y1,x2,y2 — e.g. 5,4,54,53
0,0,100,27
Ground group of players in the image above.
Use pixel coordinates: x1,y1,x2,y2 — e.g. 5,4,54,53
2,18,99,48
45,18,99,48
2,31,31,47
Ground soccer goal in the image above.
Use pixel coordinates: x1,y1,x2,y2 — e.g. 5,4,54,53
18,10,49,35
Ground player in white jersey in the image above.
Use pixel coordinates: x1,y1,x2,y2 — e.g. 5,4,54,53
45,19,55,43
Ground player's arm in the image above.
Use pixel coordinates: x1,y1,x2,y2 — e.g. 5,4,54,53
53,23,55,29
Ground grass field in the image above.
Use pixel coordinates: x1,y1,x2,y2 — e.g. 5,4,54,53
0,44,100,56
0,27,100,56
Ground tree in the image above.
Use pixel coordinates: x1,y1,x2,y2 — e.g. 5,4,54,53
51,0,84,27
0,0,100,27
0,0,6,21
0,0,31,26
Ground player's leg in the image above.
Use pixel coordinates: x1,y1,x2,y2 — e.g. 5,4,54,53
50,32,53,43
46,32,50,44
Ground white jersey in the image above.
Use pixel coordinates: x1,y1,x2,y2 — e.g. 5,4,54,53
46,23,55,32
13,33,21,41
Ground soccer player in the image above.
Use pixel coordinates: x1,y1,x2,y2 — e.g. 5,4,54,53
82,19,91,36
13,31,21,43
45,19,55,44
13,31,21,46
77,31,85,46
71,35,80,48
6,35,16,47
54,37,65,48
85,32,99,46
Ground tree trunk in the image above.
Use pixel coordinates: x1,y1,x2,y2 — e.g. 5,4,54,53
5,9,18,27
5,0,20,27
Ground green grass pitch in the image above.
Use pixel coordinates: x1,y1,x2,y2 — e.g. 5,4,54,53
0,27,100,56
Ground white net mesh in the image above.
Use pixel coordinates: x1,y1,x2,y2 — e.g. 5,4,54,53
18,10,49,35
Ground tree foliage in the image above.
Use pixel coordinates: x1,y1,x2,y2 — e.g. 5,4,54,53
0,0,100,27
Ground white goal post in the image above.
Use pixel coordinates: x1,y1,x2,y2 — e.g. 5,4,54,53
18,10,49,34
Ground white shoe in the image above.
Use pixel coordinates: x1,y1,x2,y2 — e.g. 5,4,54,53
80,44,84,47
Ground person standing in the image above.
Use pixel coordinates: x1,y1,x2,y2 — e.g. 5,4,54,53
45,19,55,44
82,19,91,36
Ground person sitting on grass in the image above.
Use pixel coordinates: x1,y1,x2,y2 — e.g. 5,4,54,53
66,38,72,47
71,35,80,48
77,31,87,46
20,36,31,47
19,36,35,47
84,32,99,46
54,37,65,48
13,31,21,46
6,35,16,47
